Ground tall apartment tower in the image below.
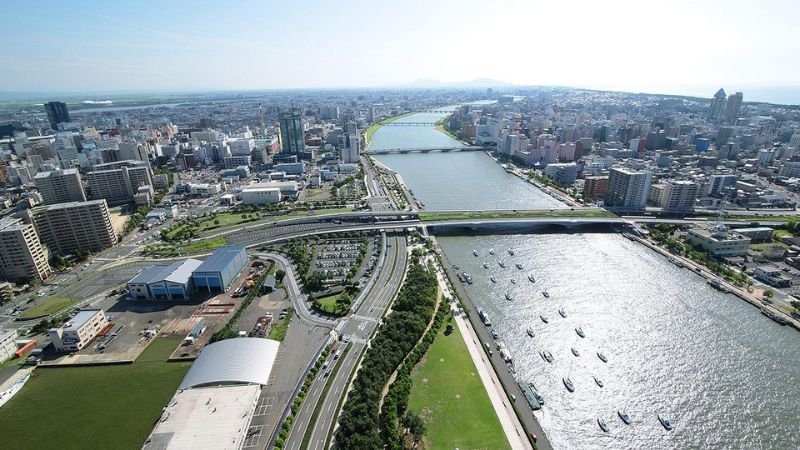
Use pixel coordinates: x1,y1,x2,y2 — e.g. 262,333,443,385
44,101,70,129
708,88,727,121
724,92,743,124
279,110,306,159
0,217,51,282
604,167,653,210
28,200,117,256
33,168,87,205
661,180,699,212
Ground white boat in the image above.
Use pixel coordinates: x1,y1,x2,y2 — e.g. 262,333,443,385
516,263,523,270
499,260,506,268
508,249,515,256
473,250,479,256
483,262,489,269
489,248,495,255
510,279,516,284
528,274,536,283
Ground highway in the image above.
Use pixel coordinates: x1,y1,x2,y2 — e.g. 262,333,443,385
284,233,408,450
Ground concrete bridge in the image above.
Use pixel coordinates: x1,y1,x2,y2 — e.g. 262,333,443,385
366,146,483,154
381,122,439,126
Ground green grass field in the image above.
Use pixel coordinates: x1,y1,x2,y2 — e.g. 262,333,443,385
19,297,77,319
419,208,615,222
408,321,509,450
0,337,190,449
314,293,340,313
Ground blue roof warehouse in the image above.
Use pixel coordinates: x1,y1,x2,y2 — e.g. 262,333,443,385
191,245,248,292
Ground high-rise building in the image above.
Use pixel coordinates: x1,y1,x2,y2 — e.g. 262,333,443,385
342,134,360,163
583,176,609,198
708,88,727,121
706,174,737,196
28,199,117,256
34,168,87,205
724,92,743,124
660,180,698,212
45,101,70,129
279,110,306,159
85,161,153,206
604,167,652,210
0,217,51,282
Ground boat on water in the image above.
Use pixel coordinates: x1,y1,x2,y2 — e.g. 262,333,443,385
490,276,497,283
529,382,545,404
542,290,550,298
516,263,523,270
510,278,517,284
453,264,460,270
668,257,685,268
563,377,575,392
559,308,567,318
571,347,580,357
457,272,466,283
483,262,489,269
707,278,728,292
598,418,610,432
528,274,536,283
576,327,585,338
505,292,514,301
540,315,549,324
761,308,789,325
463,273,473,284
508,249,515,256
540,350,554,363
618,410,631,425
478,308,492,327
594,376,604,388
526,327,535,338
491,329,499,340
597,352,608,363
658,415,673,431
499,260,506,268
519,382,541,411
473,250,479,256
489,248,495,255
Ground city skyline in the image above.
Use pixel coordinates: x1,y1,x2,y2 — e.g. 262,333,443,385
2,0,800,104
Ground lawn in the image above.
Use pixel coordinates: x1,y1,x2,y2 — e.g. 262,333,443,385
0,336,190,450
180,236,228,253
268,308,294,341
419,208,615,222
314,292,340,313
408,321,509,450
19,297,77,319
773,229,793,239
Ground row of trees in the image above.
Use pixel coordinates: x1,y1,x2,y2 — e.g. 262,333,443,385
336,261,438,449
209,266,272,342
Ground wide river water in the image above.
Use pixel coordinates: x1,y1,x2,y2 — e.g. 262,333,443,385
372,112,800,449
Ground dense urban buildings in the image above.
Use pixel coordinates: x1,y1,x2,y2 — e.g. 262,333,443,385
33,168,87,205
27,200,116,256
0,217,50,282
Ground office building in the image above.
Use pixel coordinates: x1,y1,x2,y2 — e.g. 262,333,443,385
724,92,743,124
583,176,609,199
341,134,360,163
279,110,306,159
660,180,698,212
239,187,281,205
718,142,739,160
0,217,51,282
192,246,248,292
49,309,108,352
128,259,203,301
544,163,577,185
28,200,116,256
708,88,727,121
33,168,86,205
604,167,652,210
85,161,153,206
44,101,70,129
706,174,737,196
687,224,750,256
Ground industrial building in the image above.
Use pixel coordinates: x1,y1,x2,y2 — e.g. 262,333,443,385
33,168,87,205
143,338,279,450
49,309,108,353
0,217,51,282
28,199,117,256
128,259,203,301
239,186,281,205
192,246,247,292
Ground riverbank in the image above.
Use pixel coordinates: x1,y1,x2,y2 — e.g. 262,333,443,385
486,153,583,208
432,237,552,450
632,234,800,331
364,112,416,147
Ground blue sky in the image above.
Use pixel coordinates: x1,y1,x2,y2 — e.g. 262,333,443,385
2,0,799,101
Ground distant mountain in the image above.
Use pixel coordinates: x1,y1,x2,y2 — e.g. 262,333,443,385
401,77,514,88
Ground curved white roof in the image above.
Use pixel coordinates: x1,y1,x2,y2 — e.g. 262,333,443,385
179,338,280,389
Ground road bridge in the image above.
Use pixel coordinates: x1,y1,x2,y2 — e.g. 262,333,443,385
380,121,439,126
366,145,483,154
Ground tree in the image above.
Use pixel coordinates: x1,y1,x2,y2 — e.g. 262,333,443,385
336,292,352,313
763,289,774,298
402,412,426,447
790,300,800,312
213,219,220,226
275,269,286,282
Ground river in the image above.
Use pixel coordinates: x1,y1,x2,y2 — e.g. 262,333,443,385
370,111,800,449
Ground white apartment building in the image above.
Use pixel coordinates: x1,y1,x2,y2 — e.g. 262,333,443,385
49,309,108,352
0,217,51,282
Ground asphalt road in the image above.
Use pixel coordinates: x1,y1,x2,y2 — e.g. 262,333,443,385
284,233,408,450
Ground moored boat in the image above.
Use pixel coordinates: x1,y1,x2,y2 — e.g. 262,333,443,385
540,315,549,324
528,274,536,283
563,377,575,392
489,248,495,255
473,249,479,256
597,352,608,363
490,276,497,283
483,262,489,269
499,260,506,268
598,418,609,432
516,263,523,270
508,249,515,256
594,376,604,388
571,347,580,357
576,327,585,338
542,290,550,298
559,307,567,318
618,410,631,425
505,292,513,301
526,327,534,337
658,415,673,431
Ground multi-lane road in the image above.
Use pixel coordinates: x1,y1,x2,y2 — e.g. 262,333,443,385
284,233,407,450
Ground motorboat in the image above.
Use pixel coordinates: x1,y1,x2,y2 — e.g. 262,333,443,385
576,327,585,338
483,262,489,269
478,308,491,326
516,263,523,270
597,352,608,363
658,415,673,431
618,410,631,425
571,347,580,357
598,418,609,433
473,250,479,256
542,291,550,298
453,265,460,270
491,329,499,340
559,308,567,318
594,376,604,388
508,249,515,256
526,327,535,338
489,248,495,255
540,315,549,324
529,382,545,404
542,350,554,363
505,292,513,301
511,278,517,284
490,276,497,283
563,377,575,392
499,260,506,268
528,274,536,283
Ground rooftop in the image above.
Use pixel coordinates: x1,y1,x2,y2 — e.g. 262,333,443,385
63,309,103,332
129,259,203,285
179,337,279,389
193,246,245,274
